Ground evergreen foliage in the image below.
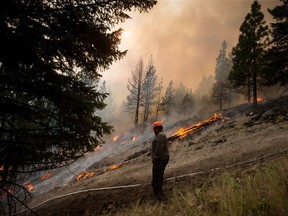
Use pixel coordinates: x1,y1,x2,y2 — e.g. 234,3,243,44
181,93,195,117
155,78,164,120
212,41,232,110
125,56,161,127
263,0,288,86
141,57,158,125
161,80,175,116
194,75,214,98
0,0,156,214
174,83,188,115
229,0,269,106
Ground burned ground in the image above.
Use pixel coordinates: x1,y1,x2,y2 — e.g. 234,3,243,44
19,96,288,216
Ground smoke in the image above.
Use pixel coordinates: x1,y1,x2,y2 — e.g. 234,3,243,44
23,0,281,197
29,131,154,195
102,0,278,107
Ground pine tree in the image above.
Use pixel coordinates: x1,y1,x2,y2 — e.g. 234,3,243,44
229,0,269,107
263,0,288,86
126,58,144,128
212,41,232,110
194,75,214,98
141,57,158,125
174,83,188,115
161,80,175,116
155,78,164,120
0,0,156,214
182,92,195,117
98,80,114,122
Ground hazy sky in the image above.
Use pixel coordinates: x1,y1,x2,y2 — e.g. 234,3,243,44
102,0,279,106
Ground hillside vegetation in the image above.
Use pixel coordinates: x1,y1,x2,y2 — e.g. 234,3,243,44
103,156,288,216
21,96,288,216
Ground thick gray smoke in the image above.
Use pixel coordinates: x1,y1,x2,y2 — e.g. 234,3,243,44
103,0,278,107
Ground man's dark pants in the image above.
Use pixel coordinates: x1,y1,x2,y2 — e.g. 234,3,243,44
152,159,169,199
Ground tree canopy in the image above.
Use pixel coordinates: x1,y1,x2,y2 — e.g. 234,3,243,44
126,58,144,128
229,0,269,106
212,40,232,110
0,0,156,214
263,0,288,86
125,56,160,128
161,80,175,116
141,57,158,125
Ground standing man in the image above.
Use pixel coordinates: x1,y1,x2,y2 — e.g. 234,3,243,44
151,121,169,201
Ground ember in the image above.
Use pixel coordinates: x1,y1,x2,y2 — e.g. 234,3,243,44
105,163,125,172
41,172,53,180
257,97,265,102
0,165,13,171
76,170,96,181
27,184,35,191
132,134,137,142
94,145,102,151
112,135,120,142
170,113,229,140
250,97,265,103
75,163,126,182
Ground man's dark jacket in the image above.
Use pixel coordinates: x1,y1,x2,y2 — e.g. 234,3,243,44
151,131,169,161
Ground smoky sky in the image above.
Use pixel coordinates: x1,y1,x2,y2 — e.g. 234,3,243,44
102,0,278,106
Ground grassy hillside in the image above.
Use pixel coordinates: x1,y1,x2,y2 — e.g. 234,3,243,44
102,156,288,216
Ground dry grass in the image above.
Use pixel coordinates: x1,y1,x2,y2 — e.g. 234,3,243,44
99,156,288,216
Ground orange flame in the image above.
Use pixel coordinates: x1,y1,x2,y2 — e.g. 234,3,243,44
105,163,125,172
172,113,229,140
94,145,102,151
41,172,53,180
250,97,265,103
132,134,137,142
112,135,120,142
76,170,96,181
76,173,85,181
27,184,35,191
0,166,13,171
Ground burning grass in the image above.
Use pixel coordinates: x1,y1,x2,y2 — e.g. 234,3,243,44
26,184,35,191
170,113,229,141
101,156,288,216
76,163,127,181
76,171,97,181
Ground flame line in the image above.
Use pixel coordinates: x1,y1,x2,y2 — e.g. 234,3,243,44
168,113,226,141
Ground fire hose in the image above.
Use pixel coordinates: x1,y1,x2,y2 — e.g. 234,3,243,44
15,149,288,215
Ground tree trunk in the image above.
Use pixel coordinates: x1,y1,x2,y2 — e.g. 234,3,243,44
252,59,258,109
134,92,140,129
228,85,232,108
219,83,223,110
247,76,251,104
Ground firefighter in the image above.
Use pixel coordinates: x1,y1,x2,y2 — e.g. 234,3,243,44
151,121,169,201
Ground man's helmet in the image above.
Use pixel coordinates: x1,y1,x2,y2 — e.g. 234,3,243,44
153,121,162,129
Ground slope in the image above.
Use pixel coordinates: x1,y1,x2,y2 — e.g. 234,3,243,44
19,96,288,216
